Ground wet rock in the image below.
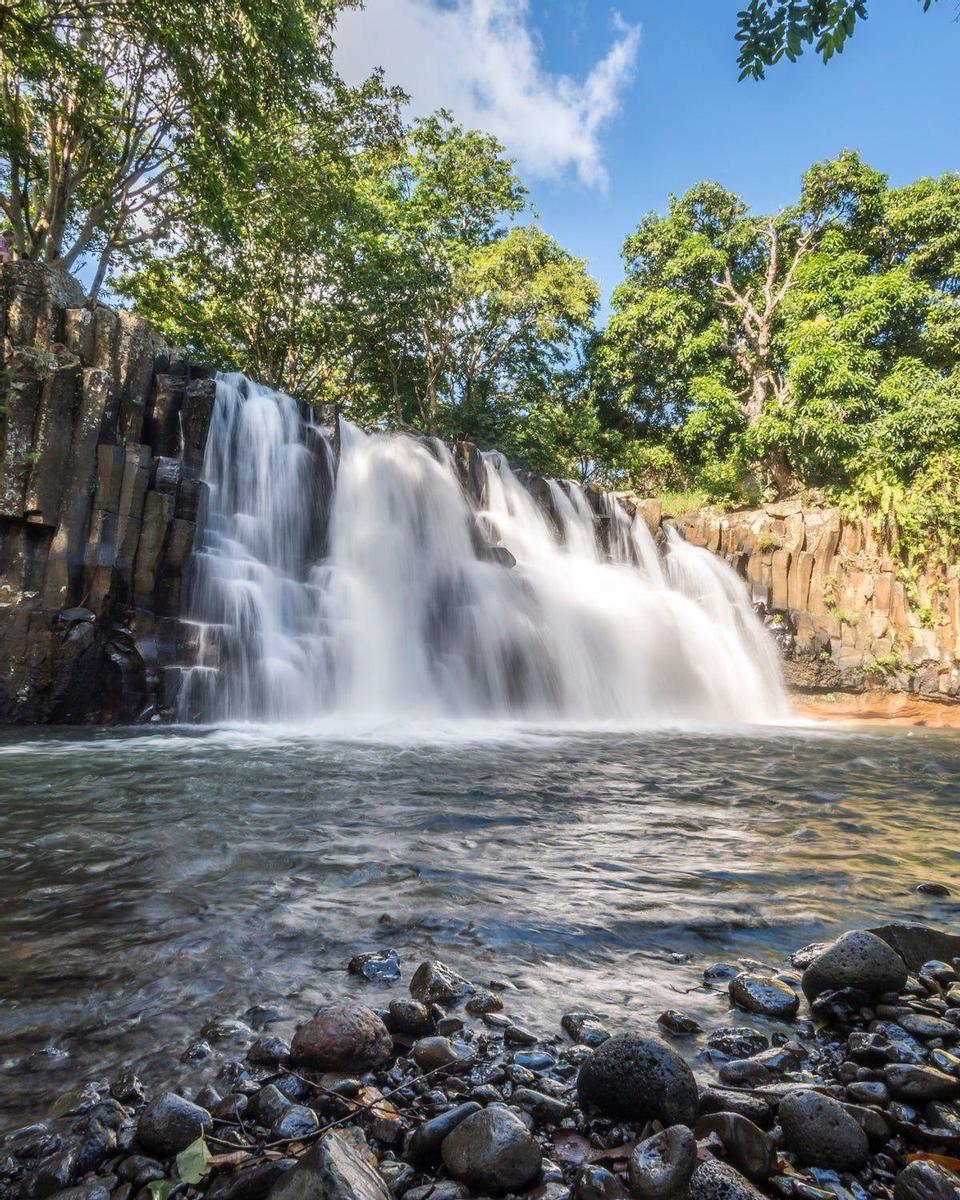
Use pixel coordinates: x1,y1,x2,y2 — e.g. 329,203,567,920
504,1024,538,1047
203,1018,254,1043
412,1037,473,1072
409,961,473,1006
387,1000,433,1038
253,1085,293,1127
290,1005,393,1072
802,929,908,1002
657,1010,703,1037
512,1088,573,1123
719,1060,772,1087
627,1125,697,1199
729,974,799,1020
136,1093,211,1156
698,1087,773,1129
404,1185,468,1200
206,1159,297,1200
405,1102,480,1164
110,1071,145,1106
883,1063,960,1101
686,1158,766,1200
268,1132,391,1200
896,1012,958,1040
845,1080,890,1105
48,1084,102,1119
694,1112,775,1182
841,1101,890,1146
576,1033,698,1126
778,1090,869,1170
43,1186,110,1200
704,964,741,983
441,1106,542,1194
915,883,952,898
562,1012,611,1048
465,992,503,1016
248,1036,290,1065
706,1028,769,1059
272,1105,319,1140
20,1148,76,1199
893,1160,960,1200
348,952,401,984
869,924,960,973
571,1166,625,1200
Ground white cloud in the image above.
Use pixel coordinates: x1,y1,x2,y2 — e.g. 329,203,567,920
335,0,640,188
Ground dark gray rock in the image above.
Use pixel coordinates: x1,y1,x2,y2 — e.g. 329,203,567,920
136,1093,211,1156
561,1012,611,1048
405,1102,480,1165
718,1059,772,1087
694,1113,775,1182
657,1010,702,1038
19,1149,76,1200
348,951,401,984
272,1106,319,1140
870,924,960,973
441,1106,542,1194
248,1036,290,1065
409,961,473,1006
290,1005,392,1071
884,1063,960,1101
576,1033,698,1126
627,1126,697,1199
686,1159,766,1200
802,929,908,1002
268,1134,390,1200
729,974,799,1020
572,1166,625,1200
387,1000,432,1038
893,1160,960,1200
412,1037,473,1072
206,1159,297,1200
706,1028,769,1059
778,1090,869,1170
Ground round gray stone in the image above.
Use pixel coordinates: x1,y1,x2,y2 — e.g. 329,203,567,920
137,1093,212,1155
801,930,907,1002
441,1106,542,1194
686,1158,767,1200
576,1033,698,1125
627,1126,697,1199
778,1090,869,1170
729,974,799,1020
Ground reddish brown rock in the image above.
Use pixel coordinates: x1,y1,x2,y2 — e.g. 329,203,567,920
289,1003,393,1071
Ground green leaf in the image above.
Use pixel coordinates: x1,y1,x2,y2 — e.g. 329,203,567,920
147,1183,171,1200
176,1137,212,1186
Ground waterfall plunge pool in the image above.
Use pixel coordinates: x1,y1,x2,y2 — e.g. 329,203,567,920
1,720,957,1125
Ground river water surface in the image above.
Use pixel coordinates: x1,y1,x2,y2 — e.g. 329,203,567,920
1,721,958,1126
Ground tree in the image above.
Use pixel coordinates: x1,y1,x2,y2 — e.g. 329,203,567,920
736,0,939,80
0,0,352,294
594,151,960,536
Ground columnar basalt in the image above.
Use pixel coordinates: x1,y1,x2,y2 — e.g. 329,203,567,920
0,262,214,722
669,501,960,701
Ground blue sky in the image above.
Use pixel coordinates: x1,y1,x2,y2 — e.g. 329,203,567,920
337,0,959,313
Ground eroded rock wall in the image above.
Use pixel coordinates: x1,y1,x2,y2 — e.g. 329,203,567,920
670,499,960,700
0,263,213,722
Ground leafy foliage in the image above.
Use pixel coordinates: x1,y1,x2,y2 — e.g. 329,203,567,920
736,0,938,80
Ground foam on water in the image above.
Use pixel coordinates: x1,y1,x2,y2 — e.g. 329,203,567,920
178,374,789,726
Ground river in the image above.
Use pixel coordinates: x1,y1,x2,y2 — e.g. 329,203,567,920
1,720,957,1126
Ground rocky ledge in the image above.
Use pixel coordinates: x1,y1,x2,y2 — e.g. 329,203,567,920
3,923,960,1200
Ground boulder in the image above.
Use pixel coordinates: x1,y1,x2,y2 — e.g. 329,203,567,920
290,1004,392,1072
576,1033,698,1125
441,1106,542,1194
778,1090,869,1170
801,929,908,1002
870,924,960,973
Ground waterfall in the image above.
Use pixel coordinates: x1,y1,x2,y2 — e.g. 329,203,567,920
178,375,789,725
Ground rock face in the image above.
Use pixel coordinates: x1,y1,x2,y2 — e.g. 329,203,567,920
440,1106,542,1194
289,1004,393,1071
801,929,908,1002
576,1033,699,1126
0,262,215,723
778,1090,870,1170
670,498,960,699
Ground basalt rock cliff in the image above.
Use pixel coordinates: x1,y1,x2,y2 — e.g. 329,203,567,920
0,262,214,721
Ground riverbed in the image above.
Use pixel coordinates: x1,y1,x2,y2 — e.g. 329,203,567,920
1,721,957,1127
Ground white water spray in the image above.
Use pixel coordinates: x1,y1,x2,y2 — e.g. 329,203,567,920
179,375,788,725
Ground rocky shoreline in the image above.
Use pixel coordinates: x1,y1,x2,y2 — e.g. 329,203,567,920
4,924,960,1200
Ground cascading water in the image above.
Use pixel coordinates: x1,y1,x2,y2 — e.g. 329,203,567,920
178,374,789,725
